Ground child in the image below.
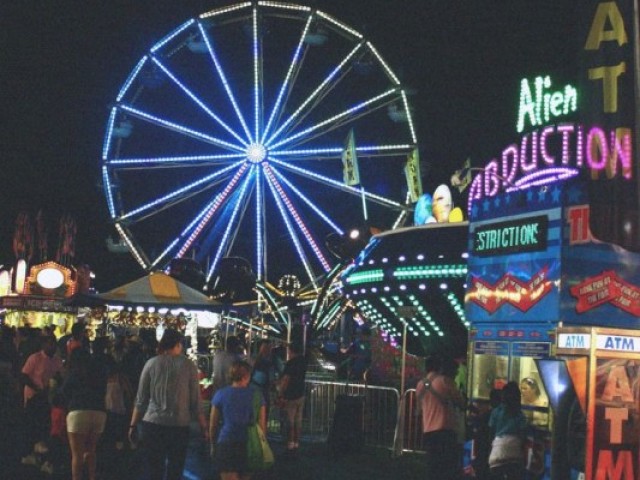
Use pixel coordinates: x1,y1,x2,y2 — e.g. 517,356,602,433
40,390,69,475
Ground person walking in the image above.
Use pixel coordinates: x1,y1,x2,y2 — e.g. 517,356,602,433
415,354,465,480
63,348,108,480
129,329,208,480
21,335,63,460
251,339,273,418
209,360,266,480
488,382,528,480
212,336,243,395
277,343,307,454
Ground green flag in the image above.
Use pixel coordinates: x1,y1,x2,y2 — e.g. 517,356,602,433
342,129,360,186
404,148,422,202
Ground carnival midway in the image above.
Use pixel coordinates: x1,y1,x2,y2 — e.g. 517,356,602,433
3,1,640,480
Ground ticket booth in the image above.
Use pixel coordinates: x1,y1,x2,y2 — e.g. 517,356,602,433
469,324,554,477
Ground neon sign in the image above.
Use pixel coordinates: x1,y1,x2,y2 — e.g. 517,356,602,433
517,76,578,133
473,215,548,256
468,122,632,209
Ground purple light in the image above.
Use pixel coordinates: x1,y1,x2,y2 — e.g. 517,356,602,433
468,122,634,212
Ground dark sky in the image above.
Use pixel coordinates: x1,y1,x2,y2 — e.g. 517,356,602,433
1,1,580,290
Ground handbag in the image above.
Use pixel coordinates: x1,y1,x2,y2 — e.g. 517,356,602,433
488,434,524,468
247,389,274,471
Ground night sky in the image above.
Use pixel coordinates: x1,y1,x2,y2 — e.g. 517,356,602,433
1,1,580,291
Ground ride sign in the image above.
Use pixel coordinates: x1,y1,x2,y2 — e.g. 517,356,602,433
472,216,548,257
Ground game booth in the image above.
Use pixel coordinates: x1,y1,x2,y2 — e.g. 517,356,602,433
0,261,88,336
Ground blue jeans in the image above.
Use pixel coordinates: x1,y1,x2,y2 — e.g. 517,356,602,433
141,421,190,480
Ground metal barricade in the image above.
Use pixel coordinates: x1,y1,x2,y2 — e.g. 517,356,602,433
397,388,425,453
267,379,400,450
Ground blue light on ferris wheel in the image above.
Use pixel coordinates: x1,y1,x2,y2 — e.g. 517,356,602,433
101,2,418,283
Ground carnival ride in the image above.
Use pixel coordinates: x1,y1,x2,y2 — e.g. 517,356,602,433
101,1,418,310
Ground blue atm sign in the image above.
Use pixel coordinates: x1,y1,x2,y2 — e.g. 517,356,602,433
597,334,640,353
558,333,591,350
558,333,640,352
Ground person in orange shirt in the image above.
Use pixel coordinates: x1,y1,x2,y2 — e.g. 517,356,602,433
21,335,63,461
416,354,465,480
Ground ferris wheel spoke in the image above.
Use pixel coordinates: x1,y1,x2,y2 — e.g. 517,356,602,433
150,167,249,270
150,56,248,147
263,165,331,273
118,160,245,222
261,13,314,143
115,223,151,270
198,21,253,143
270,157,405,210
252,6,261,143
265,41,364,146
268,88,397,150
270,165,343,235
270,144,415,160
205,168,257,282
106,153,246,169
255,173,265,281
118,105,245,152
170,163,251,262
263,166,318,289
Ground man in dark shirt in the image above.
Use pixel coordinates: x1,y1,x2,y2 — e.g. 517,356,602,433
278,343,306,453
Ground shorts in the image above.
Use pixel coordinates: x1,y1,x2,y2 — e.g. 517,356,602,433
284,396,304,427
216,441,248,473
66,410,107,435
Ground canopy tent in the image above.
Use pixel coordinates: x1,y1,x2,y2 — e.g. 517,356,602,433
74,272,224,310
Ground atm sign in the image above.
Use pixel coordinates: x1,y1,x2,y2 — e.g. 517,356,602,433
558,333,591,350
597,335,640,353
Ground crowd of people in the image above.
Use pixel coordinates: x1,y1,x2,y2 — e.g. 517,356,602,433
0,322,161,479
0,322,308,480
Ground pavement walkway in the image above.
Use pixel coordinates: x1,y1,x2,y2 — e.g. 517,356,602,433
7,429,425,480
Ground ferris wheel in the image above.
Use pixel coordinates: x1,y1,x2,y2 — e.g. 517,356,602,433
101,1,418,289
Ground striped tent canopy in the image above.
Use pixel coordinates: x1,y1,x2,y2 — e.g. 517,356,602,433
95,271,223,310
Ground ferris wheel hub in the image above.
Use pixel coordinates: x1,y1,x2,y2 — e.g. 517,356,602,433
246,143,267,163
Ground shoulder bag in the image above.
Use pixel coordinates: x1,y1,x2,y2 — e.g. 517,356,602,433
247,389,275,471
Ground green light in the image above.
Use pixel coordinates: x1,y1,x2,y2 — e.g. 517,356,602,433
516,75,578,133
345,269,383,285
393,264,467,280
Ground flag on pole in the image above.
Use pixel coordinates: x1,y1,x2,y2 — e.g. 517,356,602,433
342,129,360,186
450,158,472,193
404,148,422,203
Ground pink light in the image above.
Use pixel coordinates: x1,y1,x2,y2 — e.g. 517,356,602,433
468,174,483,213
484,161,500,197
586,127,608,170
263,165,331,272
519,134,536,173
468,122,634,211
611,128,632,179
502,144,520,180
175,163,249,259
557,124,574,165
576,125,584,167
540,126,555,165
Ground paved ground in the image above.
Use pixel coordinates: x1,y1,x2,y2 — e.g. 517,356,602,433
7,430,425,480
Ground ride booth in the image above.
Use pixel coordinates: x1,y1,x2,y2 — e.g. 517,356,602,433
464,178,640,480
